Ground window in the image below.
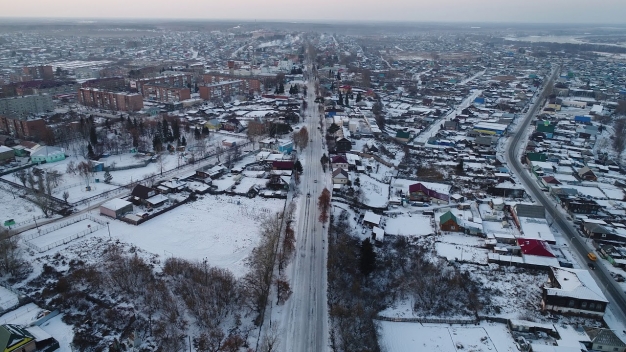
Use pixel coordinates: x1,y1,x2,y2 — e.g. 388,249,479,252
568,300,575,308
602,234,607,238
589,303,596,310
581,301,587,309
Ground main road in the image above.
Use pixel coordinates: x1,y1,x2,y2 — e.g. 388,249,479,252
506,65,626,324
282,59,329,351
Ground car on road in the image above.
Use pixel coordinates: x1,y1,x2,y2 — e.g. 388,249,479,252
307,192,310,198
588,252,597,261
314,180,317,183
588,262,596,270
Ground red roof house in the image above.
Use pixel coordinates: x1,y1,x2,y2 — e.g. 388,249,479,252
517,239,555,257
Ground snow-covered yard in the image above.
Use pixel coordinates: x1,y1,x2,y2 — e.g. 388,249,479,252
379,321,518,352
0,187,44,224
40,314,74,352
433,233,490,264
384,214,434,236
358,174,389,208
0,286,19,312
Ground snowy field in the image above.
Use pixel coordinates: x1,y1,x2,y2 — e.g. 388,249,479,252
379,321,518,352
384,214,434,236
0,187,44,224
100,194,286,277
359,174,389,208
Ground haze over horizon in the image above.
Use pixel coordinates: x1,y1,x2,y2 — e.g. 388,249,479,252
2,0,626,25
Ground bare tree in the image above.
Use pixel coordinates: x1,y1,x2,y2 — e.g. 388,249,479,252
247,120,267,149
318,188,331,224
260,324,281,352
0,229,28,278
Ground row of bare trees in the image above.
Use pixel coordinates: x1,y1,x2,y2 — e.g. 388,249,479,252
14,168,62,217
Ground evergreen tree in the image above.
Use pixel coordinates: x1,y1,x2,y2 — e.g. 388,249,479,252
162,118,171,142
152,135,162,152
104,170,113,184
89,125,98,145
278,82,285,94
359,238,376,275
194,127,201,138
338,92,343,105
87,143,95,159
172,119,180,140
294,160,303,173
336,71,341,80
202,126,210,136
181,135,187,146
356,92,362,103
345,94,349,106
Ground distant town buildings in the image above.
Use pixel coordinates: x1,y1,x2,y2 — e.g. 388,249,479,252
0,94,53,117
22,65,54,81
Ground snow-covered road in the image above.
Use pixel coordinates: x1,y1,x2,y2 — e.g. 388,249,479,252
282,61,329,352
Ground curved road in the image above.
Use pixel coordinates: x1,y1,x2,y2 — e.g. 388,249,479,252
506,66,626,323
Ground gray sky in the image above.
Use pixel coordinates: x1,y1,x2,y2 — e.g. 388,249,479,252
3,0,626,24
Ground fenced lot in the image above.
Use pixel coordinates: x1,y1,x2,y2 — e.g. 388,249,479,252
23,215,106,252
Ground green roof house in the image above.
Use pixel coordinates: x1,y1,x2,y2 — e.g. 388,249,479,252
395,131,410,143
0,324,36,352
440,211,460,232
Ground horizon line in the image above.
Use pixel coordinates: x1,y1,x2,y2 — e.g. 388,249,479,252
1,16,626,27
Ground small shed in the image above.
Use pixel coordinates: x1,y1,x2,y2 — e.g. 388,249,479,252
146,194,168,208
100,199,133,218
372,226,385,244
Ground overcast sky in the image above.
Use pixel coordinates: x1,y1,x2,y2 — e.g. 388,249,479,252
2,0,626,24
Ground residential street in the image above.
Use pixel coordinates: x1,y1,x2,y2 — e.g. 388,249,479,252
282,63,329,351
506,66,626,337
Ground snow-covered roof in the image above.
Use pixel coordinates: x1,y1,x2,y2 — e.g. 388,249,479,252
0,145,12,153
546,267,608,303
146,194,168,205
30,146,64,158
363,211,381,225
101,198,132,211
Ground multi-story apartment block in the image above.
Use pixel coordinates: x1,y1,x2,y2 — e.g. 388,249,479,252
0,114,47,139
199,80,244,101
77,88,143,112
0,95,53,118
22,65,54,80
202,73,265,94
81,77,127,91
133,74,193,95
143,84,191,103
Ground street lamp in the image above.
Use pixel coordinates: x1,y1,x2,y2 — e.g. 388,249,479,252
107,221,111,239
